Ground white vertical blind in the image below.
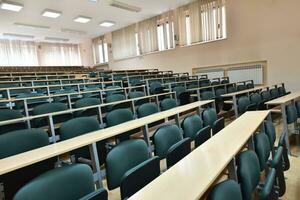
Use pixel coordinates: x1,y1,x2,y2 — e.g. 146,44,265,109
228,64,263,84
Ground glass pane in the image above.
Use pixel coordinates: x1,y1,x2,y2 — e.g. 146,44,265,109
185,16,191,45
99,44,104,63
103,43,109,62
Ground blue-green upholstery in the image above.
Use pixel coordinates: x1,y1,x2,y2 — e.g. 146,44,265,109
150,81,163,94
74,98,100,117
227,86,237,93
105,94,126,110
237,96,253,114
166,137,191,168
250,93,264,110
106,139,149,190
237,150,260,200
106,86,122,96
261,90,272,102
200,90,215,100
285,104,297,124
254,133,271,171
264,121,276,150
182,114,203,140
295,101,300,118
237,84,247,91
32,102,71,127
208,180,243,200
14,164,108,200
278,87,288,96
173,86,186,98
270,88,279,99
137,103,158,118
0,109,25,134
211,81,220,86
202,108,218,128
160,98,177,111
246,83,254,89
128,91,145,99
15,93,47,109
153,124,183,159
106,108,134,127
195,126,211,148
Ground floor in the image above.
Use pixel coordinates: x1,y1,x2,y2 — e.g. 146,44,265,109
103,114,300,200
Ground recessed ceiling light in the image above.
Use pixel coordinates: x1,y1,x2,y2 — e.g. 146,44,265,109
3,33,34,39
14,22,50,30
109,0,141,13
42,9,62,18
0,1,23,12
73,16,91,23
45,37,69,42
99,21,115,27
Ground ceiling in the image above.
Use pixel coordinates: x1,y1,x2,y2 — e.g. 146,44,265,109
0,0,193,43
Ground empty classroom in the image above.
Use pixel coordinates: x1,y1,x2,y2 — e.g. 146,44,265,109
0,0,299,200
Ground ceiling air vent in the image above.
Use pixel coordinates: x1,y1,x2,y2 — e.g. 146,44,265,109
109,0,141,13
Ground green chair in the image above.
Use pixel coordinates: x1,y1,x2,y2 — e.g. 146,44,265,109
120,156,160,199
0,129,54,200
227,85,237,93
53,89,79,103
270,88,279,99
215,88,227,113
105,94,127,111
105,85,122,96
0,109,26,135
202,108,224,135
295,101,300,118
32,102,72,128
246,83,254,89
285,104,297,124
15,93,47,109
60,117,106,165
250,92,265,110
254,132,286,197
128,91,146,106
237,96,256,115
199,79,210,87
106,139,149,190
278,86,290,96
200,90,215,100
194,126,211,147
137,103,158,118
106,108,136,141
173,86,190,105
160,98,177,111
153,125,191,168
211,80,220,86
182,114,203,140
260,90,272,102
150,81,163,94
221,78,229,84
14,164,108,200
237,150,276,200
207,180,243,200
74,98,101,117
236,84,247,91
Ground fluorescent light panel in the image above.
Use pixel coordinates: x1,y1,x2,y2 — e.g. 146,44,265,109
45,37,69,42
42,9,62,18
0,1,23,12
3,33,34,39
100,21,115,27
61,28,87,35
14,22,50,30
73,16,91,23
109,0,141,12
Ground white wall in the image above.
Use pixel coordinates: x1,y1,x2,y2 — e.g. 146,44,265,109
80,0,300,91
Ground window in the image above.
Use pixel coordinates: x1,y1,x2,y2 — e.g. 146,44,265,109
185,16,191,45
135,33,140,56
98,42,109,64
157,22,175,51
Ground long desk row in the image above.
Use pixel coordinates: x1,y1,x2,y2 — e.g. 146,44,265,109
129,111,271,200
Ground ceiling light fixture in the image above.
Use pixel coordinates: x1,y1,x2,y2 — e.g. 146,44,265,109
42,9,62,18
0,1,23,12
61,28,87,35
45,37,69,42
109,0,141,13
99,21,115,27
14,22,50,30
3,33,34,39
73,16,91,23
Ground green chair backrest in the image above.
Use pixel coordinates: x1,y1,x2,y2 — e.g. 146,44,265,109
0,128,49,159
278,87,286,96
137,103,158,118
202,108,218,127
106,86,122,96
237,84,247,91
237,150,260,200
264,121,276,150
254,133,271,171
160,98,177,111
237,96,250,114
182,114,203,140
250,93,261,105
285,104,298,124
227,86,237,93
153,124,183,159
74,98,100,108
106,94,126,103
173,86,185,97
106,108,133,127
0,109,23,121
260,90,271,102
208,180,243,200
246,83,254,89
14,164,98,200
215,88,226,97
150,81,162,94
128,91,145,99
106,139,149,190
295,101,300,118
201,90,215,100
270,88,279,99
33,102,68,115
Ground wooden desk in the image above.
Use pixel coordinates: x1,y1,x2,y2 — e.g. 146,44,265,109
129,111,270,200
265,91,300,155
0,100,213,190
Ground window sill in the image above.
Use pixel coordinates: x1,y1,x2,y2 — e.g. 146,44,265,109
181,37,227,48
